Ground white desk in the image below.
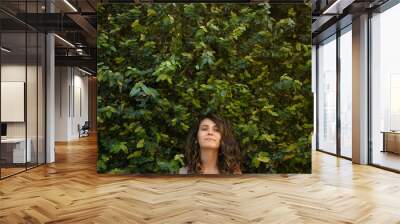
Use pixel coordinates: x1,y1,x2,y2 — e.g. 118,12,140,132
1,138,31,163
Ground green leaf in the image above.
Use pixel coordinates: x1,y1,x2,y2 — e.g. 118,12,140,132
131,19,141,31
128,150,142,159
147,9,156,17
110,142,128,154
157,160,170,171
136,139,145,148
110,168,128,174
130,82,143,97
259,133,274,142
97,159,107,173
174,154,185,166
257,152,270,164
142,85,159,97
114,57,125,64
252,156,260,168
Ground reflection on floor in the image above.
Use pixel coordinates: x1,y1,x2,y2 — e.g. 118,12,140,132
373,150,400,171
0,167,25,177
0,163,41,178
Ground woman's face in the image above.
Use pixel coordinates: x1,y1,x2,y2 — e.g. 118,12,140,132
197,118,222,150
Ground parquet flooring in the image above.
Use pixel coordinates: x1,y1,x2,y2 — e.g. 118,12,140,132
0,135,400,223
1,167,26,178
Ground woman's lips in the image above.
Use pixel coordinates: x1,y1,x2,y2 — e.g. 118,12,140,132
204,138,216,141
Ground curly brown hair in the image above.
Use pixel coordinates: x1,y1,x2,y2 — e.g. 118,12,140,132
184,113,241,174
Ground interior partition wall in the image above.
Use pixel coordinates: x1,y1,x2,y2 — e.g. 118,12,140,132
316,24,353,159
0,1,46,179
370,1,400,172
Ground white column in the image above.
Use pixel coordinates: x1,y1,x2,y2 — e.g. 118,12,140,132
352,14,369,164
46,32,55,163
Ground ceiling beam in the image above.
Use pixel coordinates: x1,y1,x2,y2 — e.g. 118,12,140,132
55,55,96,72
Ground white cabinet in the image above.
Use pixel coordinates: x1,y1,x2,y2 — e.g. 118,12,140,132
1,138,32,163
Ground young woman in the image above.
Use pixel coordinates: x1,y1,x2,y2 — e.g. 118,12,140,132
180,113,241,174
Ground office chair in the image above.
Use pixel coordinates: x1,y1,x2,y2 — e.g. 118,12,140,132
79,121,90,138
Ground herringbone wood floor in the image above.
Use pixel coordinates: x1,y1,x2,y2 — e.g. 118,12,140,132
1,135,400,224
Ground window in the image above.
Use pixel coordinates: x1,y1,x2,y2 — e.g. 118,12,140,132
339,26,352,158
317,35,337,154
370,2,400,171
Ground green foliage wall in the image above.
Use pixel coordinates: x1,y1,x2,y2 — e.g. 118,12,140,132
97,3,312,174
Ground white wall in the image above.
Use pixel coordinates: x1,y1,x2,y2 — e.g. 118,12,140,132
1,65,26,139
72,72,89,138
55,66,69,141
1,64,25,81
1,65,40,137
55,67,89,141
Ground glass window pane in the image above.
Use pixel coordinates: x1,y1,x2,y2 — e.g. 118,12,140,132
340,27,352,158
371,3,400,171
27,31,38,169
318,35,337,154
38,32,45,165
1,31,27,177
0,0,46,179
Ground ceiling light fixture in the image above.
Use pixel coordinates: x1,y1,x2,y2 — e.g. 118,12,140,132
78,67,93,76
1,47,11,53
54,34,75,48
322,0,354,15
76,48,86,55
63,0,78,12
